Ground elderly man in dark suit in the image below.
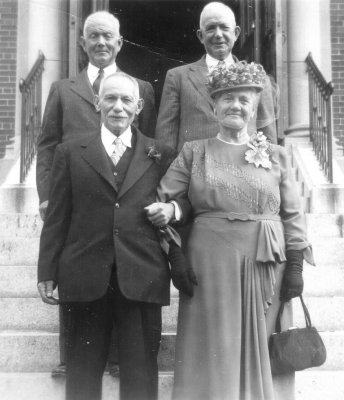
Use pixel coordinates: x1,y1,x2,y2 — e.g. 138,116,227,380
155,1,278,151
37,72,178,400
36,11,156,377
37,10,156,218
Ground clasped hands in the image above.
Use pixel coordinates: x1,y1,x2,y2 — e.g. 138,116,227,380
145,202,198,296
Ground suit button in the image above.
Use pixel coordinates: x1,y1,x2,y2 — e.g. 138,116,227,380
115,203,120,209
114,229,119,235
114,172,118,176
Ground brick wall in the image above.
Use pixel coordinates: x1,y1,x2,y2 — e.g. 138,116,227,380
0,0,17,158
330,0,344,153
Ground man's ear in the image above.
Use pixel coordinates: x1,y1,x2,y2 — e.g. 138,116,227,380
234,26,241,40
80,36,87,53
136,98,144,115
117,36,124,53
196,29,204,45
94,95,101,112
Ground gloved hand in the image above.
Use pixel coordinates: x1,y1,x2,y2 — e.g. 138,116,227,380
168,241,198,297
280,249,304,302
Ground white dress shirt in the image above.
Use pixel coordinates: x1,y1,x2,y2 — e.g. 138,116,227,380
87,62,118,87
101,124,132,158
206,53,235,73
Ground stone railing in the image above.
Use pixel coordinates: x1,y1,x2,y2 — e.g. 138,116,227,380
306,52,334,183
19,51,45,183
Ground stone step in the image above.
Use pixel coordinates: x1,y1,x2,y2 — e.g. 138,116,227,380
0,372,173,400
0,239,39,266
0,294,342,333
0,331,176,372
1,232,342,268
0,297,178,333
303,264,344,297
0,330,342,372
295,370,344,400
1,371,344,400
2,261,343,300
0,265,180,298
0,214,42,238
293,296,344,331
0,186,39,214
0,213,340,239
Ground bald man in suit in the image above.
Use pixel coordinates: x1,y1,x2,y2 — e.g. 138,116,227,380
155,2,278,151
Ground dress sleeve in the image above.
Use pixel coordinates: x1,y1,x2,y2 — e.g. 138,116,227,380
157,142,193,212
278,146,315,265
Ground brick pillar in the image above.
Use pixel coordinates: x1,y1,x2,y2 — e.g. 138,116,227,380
0,0,17,159
330,0,344,155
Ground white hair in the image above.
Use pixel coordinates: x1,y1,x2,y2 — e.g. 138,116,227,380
83,11,120,37
199,2,236,29
99,72,139,100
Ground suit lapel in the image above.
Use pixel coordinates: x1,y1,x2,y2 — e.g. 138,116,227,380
188,57,215,113
81,134,118,192
118,129,154,199
70,69,95,107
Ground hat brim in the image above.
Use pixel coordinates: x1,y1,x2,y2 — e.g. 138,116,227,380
210,84,264,98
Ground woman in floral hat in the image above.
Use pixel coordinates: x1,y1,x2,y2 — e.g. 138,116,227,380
147,61,314,400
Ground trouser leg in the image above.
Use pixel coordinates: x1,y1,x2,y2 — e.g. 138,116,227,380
64,296,113,400
110,275,162,400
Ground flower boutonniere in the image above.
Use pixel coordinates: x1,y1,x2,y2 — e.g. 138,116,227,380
244,131,272,169
146,145,162,164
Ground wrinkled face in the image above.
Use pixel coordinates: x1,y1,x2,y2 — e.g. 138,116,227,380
214,89,257,130
197,9,240,60
81,19,123,68
97,76,143,136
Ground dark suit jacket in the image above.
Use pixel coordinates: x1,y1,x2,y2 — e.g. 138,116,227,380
38,127,177,305
155,55,278,151
36,68,157,204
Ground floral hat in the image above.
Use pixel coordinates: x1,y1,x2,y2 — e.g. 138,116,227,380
207,61,267,98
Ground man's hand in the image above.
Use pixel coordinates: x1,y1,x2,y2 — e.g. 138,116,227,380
37,280,59,305
39,200,49,221
145,202,175,227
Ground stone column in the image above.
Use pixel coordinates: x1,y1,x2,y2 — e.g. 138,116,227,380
286,0,331,136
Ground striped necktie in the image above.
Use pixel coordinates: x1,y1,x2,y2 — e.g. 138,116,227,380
110,137,126,166
92,68,104,95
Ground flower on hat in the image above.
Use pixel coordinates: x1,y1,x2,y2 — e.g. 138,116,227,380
207,61,266,97
244,131,272,169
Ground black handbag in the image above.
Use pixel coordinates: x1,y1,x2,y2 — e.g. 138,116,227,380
269,295,327,374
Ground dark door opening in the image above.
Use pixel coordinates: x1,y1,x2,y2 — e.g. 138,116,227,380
109,0,239,108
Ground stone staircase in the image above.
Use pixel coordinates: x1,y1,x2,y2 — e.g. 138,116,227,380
0,185,177,399
1,155,344,399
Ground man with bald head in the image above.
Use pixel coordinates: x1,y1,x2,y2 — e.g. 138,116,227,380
36,11,157,377
155,1,278,150
37,72,176,400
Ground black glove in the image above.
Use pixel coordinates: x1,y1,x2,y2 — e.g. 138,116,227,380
280,249,304,302
168,241,198,297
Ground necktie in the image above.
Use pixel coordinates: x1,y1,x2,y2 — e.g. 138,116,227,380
217,60,226,69
93,68,104,95
110,137,126,166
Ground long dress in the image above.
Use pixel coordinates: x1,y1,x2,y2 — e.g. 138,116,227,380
157,137,313,400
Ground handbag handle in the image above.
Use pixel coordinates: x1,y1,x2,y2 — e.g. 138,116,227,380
275,295,312,333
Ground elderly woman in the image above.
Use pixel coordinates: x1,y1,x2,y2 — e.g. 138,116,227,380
147,62,314,400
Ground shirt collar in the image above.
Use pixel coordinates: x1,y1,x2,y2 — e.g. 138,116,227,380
206,53,235,72
101,124,132,156
87,62,117,86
